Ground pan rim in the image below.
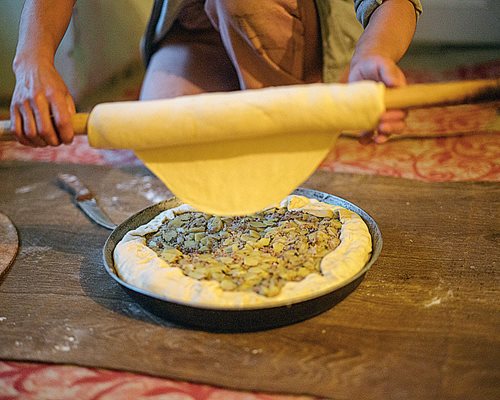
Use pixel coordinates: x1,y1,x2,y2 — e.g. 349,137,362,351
102,187,382,311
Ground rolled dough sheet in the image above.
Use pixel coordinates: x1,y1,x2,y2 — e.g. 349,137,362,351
88,81,385,215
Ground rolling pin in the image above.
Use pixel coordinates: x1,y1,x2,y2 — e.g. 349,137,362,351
0,78,498,142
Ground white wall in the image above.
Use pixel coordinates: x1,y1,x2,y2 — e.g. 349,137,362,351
0,0,153,101
414,0,500,44
67,0,153,99
0,0,23,100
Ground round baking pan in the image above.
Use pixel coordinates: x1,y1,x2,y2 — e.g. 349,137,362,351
102,188,382,332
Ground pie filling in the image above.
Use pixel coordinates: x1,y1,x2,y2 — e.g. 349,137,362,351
113,195,373,307
145,207,342,297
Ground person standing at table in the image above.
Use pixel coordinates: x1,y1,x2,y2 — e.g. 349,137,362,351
9,0,422,148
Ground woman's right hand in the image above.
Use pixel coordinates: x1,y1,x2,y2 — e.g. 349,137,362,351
10,58,75,147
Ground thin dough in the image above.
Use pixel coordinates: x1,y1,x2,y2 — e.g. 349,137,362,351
88,82,385,215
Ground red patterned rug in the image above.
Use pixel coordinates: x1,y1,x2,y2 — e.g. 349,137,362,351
0,362,309,400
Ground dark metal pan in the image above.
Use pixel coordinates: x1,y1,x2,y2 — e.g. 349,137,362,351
102,188,383,332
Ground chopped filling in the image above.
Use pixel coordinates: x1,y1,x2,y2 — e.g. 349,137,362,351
146,207,342,297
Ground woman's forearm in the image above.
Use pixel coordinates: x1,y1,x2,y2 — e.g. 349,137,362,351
13,0,76,69
352,0,417,65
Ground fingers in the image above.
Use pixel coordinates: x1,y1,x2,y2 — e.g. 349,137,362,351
11,92,75,147
10,105,31,146
367,110,408,144
50,93,75,145
379,62,407,88
358,131,376,145
378,109,407,135
32,93,60,146
348,58,381,83
376,64,408,138
359,109,409,145
18,100,47,147
349,55,407,88
359,130,392,145
10,62,76,147
66,94,76,115
380,109,407,121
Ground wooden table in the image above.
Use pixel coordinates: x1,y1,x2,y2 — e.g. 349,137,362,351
0,161,498,399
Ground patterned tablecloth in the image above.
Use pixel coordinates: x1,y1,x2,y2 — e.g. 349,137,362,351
0,61,499,400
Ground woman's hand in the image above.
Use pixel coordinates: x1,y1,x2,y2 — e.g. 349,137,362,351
347,0,419,144
349,55,408,144
10,58,75,147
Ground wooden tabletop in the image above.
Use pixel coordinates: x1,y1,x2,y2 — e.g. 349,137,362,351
0,161,498,399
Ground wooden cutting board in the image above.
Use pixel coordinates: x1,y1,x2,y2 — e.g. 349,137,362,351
0,212,18,279
0,161,498,399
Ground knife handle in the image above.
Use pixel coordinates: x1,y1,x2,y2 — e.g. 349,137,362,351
57,173,94,201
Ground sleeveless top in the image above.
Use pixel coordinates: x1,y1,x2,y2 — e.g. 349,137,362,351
142,0,422,83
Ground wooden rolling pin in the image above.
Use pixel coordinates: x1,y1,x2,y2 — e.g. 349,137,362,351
0,78,498,142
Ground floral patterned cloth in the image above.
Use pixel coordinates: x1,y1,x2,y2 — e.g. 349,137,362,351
0,362,313,400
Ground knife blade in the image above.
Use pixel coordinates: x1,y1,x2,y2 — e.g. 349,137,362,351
57,173,117,230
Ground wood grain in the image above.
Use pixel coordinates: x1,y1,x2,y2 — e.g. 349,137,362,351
0,212,18,279
0,162,498,399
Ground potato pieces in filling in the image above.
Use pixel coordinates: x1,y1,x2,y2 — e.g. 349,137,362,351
146,207,342,297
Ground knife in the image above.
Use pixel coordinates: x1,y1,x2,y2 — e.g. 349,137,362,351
57,173,117,230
